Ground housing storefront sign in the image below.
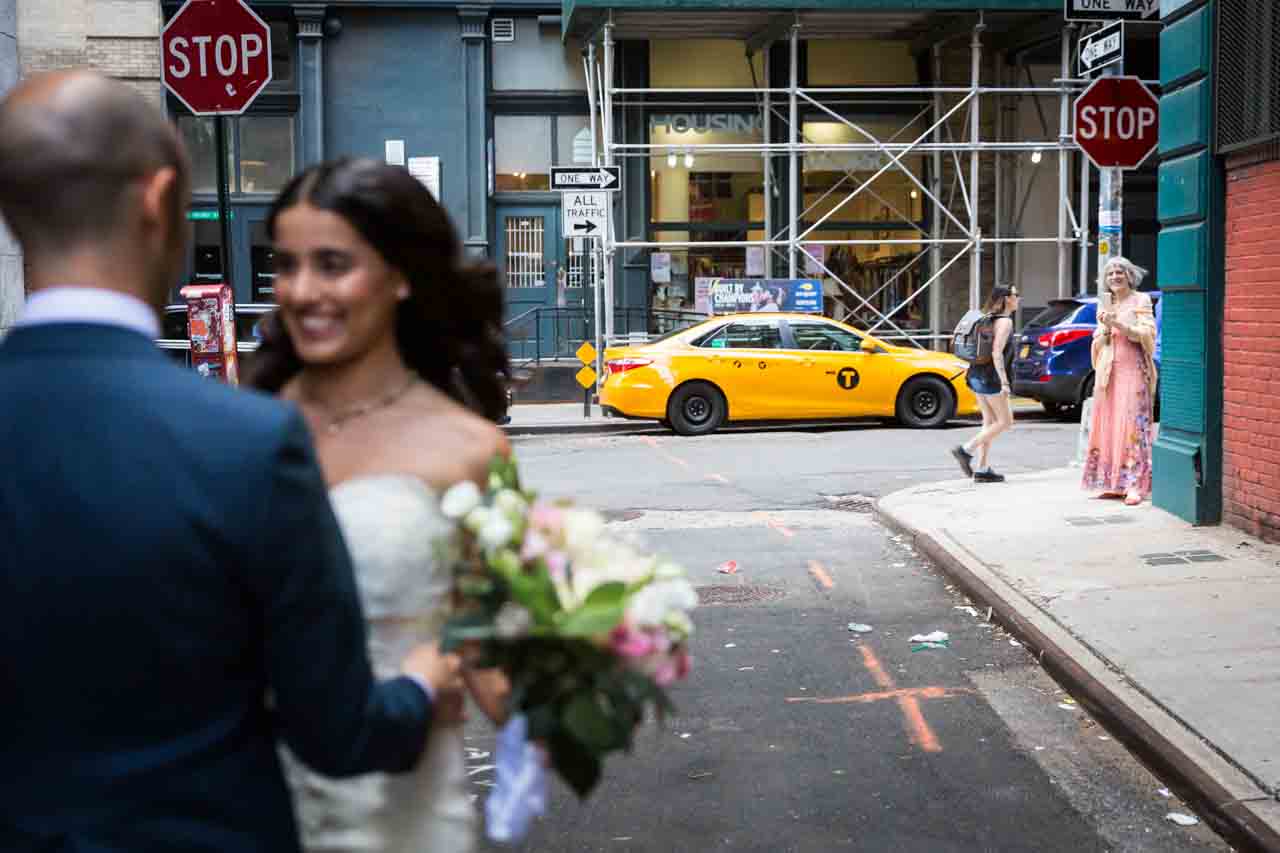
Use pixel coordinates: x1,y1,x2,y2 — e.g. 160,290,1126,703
695,278,823,315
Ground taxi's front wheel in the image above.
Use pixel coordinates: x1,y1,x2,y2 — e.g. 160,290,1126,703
668,382,726,436
896,375,955,429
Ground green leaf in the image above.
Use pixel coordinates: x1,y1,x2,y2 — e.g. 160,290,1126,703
506,570,560,624
563,692,624,752
557,582,627,637
549,731,603,798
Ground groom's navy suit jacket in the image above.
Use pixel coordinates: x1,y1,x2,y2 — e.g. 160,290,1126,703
0,324,433,852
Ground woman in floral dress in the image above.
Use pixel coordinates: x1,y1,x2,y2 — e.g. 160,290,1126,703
1082,257,1158,506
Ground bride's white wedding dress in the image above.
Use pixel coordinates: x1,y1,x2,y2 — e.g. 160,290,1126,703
283,475,476,852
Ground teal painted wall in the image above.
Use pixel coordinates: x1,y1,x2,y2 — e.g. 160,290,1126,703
1153,0,1223,525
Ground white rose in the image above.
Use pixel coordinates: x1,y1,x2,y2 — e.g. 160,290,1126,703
441,481,482,520
562,509,606,556
628,578,698,626
479,514,517,551
495,602,533,638
464,506,491,534
493,489,528,521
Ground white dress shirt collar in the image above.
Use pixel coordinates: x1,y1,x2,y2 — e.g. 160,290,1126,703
20,287,161,339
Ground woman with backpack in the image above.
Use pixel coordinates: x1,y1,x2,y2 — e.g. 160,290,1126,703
951,286,1019,483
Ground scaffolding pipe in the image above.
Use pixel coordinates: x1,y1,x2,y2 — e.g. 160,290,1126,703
1057,24,1074,299
788,23,799,278
994,52,1004,289
1078,133,1091,296
969,15,984,310
603,20,616,341
930,43,944,350
763,46,772,277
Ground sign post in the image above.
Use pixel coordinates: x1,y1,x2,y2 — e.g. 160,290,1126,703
162,0,273,293
1072,72,1158,286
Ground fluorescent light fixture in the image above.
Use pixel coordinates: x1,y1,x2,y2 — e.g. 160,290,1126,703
1030,149,1043,164
667,152,677,168
684,152,694,168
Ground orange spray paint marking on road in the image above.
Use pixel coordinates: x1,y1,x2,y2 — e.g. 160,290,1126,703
785,686,973,705
858,645,943,753
807,560,834,590
640,435,690,469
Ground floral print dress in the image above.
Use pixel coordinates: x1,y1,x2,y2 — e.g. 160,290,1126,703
1082,322,1155,497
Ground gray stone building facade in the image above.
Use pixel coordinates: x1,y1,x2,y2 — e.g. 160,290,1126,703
0,0,162,330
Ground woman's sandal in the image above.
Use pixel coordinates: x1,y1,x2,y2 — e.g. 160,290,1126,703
1124,492,1143,506
1097,492,1124,500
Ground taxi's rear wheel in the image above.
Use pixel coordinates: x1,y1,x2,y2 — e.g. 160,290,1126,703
896,375,954,429
667,382,726,436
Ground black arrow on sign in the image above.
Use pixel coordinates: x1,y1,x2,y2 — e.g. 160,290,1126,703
573,221,598,234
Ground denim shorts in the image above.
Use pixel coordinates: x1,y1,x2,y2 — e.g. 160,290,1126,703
965,364,1003,396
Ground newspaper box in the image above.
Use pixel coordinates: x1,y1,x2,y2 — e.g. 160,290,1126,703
179,283,239,385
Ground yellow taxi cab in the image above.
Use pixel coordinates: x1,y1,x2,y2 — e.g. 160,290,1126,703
599,312,978,436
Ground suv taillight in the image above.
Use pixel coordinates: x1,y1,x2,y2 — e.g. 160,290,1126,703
606,358,653,375
1037,328,1091,349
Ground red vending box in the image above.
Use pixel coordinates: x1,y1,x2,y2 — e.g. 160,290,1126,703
179,283,240,385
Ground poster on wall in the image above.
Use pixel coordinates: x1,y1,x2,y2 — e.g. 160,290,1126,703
802,243,826,276
746,246,766,277
408,157,441,200
696,278,823,315
651,252,672,284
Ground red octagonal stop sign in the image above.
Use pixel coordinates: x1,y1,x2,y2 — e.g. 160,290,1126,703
162,0,272,116
1072,76,1160,170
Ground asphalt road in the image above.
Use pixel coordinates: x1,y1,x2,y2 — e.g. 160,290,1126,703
467,418,1228,852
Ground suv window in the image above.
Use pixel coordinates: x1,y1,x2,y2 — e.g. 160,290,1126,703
789,321,861,352
1029,300,1086,328
698,320,782,349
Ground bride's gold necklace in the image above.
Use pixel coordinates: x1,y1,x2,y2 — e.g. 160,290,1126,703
307,373,419,435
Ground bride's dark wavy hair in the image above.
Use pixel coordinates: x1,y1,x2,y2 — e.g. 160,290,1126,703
246,158,509,421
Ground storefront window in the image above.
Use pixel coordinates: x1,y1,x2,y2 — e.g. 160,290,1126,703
495,115,551,191
238,116,294,194
177,115,295,195
555,115,596,167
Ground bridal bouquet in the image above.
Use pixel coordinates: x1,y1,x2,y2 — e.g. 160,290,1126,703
440,456,696,807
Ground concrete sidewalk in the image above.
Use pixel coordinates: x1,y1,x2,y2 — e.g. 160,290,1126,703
878,468,1280,852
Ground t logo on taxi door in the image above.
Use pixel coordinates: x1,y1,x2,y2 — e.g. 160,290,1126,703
837,367,860,390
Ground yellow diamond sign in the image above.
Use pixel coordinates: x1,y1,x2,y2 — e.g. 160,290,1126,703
576,341,597,366
575,365,598,389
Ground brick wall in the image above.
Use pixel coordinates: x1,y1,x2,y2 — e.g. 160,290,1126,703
18,0,160,102
1222,145,1280,542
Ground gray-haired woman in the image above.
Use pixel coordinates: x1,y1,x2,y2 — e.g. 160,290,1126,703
1082,256,1158,506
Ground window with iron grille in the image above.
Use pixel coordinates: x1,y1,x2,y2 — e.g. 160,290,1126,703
1217,0,1280,153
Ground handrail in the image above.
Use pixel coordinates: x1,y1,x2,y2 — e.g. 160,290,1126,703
503,306,542,328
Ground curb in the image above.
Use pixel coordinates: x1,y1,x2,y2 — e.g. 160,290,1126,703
502,421,660,437
874,498,1280,853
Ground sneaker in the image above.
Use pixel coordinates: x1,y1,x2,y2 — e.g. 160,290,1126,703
950,446,974,478
974,469,1006,483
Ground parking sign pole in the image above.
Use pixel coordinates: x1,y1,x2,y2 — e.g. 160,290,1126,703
215,116,233,289
1096,65,1123,289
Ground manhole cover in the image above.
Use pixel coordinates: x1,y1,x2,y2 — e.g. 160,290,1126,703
696,585,787,606
602,509,644,522
822,493,876,513
1139,549,1227,566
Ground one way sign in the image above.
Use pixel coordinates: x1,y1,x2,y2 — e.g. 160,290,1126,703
1064,0,1158,22
562,191,609,240
551,166,620,191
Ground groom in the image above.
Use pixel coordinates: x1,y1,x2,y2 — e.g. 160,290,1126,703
0,73,460,851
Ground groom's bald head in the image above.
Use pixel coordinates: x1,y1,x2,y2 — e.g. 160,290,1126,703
0,71,190,260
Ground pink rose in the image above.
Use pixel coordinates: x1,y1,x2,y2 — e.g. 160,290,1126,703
543,550,568,581
521,529,550,562
611,625,657,659
528,502,564,534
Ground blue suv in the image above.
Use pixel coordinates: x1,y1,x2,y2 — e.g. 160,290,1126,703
1011,292,1160,419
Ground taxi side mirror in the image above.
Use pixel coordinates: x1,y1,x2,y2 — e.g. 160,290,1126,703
860,338,878,354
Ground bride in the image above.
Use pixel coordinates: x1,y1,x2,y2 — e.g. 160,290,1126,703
248,157,511,852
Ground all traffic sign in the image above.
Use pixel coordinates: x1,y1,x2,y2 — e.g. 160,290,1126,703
551,166,620,191
562,191,609,239
162,0,272,115
1072,76,1159,170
